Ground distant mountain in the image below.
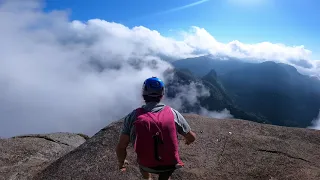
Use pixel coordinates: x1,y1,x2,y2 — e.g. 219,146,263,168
219,61,320,127
172,55,253,77
164,69,267,124
171,56,320,128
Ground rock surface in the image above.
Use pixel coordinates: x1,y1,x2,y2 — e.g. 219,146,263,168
34,114,320,180
0,133,86,180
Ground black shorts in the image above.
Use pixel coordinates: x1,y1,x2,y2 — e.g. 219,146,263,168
139,165,176,175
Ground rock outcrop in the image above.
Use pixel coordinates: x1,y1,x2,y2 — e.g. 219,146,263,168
34,114,320,180
0,133,86,180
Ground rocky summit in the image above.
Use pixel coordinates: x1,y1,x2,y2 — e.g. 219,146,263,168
29,114,320,180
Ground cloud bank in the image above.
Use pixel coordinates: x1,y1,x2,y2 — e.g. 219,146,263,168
0,0,319,137
163,81,210,112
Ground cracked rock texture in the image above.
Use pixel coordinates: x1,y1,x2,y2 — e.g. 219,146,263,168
0,132,86,180
34,114,320,180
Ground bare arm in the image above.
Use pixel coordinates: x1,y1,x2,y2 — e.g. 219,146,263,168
171,108,196,145
116,134,130,169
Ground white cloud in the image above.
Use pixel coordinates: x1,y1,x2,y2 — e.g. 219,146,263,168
199,108,234,119
0,0,318,137
162,81,210,112
182,26,312,62
181,26,319,76
0,0,172,137
308,110,320,130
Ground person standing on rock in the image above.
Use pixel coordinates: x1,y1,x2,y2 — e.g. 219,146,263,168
116,76,196,180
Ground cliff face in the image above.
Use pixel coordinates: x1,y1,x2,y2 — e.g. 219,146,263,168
31,114,320,180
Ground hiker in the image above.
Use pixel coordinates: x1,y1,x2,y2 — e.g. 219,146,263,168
116,76,196,180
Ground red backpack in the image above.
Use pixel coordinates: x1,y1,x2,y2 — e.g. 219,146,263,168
133,106,183,167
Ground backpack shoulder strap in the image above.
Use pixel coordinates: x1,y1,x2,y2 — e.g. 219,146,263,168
135,107,145,116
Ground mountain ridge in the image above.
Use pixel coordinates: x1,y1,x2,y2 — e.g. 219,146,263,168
171,56,320,128
165,68,267,123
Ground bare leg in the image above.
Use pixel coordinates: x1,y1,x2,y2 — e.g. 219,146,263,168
139,167,153,180
158,170,174,180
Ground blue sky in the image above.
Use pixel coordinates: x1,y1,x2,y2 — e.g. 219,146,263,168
44,0,320,59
